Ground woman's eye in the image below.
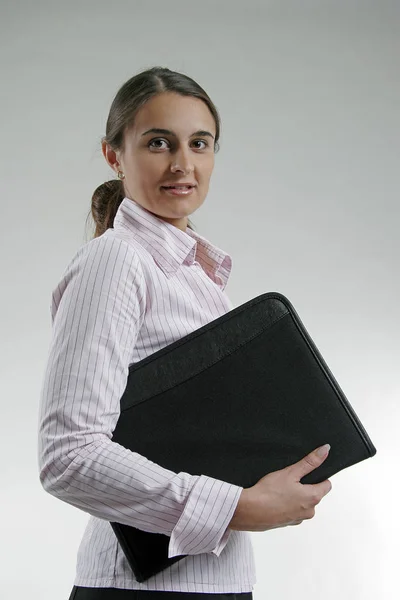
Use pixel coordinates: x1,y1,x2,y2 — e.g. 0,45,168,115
148,139,168,149
148,138,208,150
193,139,208,149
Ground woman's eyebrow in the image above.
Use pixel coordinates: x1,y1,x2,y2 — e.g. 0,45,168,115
141,128,215,139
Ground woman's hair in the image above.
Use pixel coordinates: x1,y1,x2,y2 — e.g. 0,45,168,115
86,66,221,239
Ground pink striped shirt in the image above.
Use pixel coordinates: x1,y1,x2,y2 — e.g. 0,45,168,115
38,197,256,593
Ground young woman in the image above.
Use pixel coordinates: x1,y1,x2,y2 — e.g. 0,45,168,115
38,66,332,600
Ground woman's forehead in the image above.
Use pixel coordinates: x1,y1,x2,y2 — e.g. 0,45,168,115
130,93,216,137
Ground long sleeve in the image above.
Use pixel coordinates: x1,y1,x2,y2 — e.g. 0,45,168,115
37,235,243,558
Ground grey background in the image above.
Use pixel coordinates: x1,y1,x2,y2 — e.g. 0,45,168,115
1,1,398,598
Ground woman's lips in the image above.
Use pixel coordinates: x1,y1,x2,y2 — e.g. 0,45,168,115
161,186,195,196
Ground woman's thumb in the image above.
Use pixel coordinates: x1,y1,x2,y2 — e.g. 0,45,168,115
291,444,331,480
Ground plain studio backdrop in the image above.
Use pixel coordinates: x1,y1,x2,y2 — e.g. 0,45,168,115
1,1,398,598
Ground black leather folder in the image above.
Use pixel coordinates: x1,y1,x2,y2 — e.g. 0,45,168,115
110,292,376,582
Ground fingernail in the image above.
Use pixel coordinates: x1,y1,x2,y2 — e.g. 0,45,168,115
316,444,330,457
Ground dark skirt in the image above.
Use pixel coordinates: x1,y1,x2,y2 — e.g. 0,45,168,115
68,586,253,600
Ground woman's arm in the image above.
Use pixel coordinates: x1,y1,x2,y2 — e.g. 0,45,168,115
37,235,242,558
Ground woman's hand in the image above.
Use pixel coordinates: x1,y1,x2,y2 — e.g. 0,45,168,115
229,444,332,532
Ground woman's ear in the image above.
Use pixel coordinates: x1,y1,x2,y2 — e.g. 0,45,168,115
102,141,120,175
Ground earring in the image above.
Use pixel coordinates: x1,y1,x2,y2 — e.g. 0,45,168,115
117,170,125,180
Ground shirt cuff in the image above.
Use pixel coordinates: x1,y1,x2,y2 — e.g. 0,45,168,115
168,474,243,558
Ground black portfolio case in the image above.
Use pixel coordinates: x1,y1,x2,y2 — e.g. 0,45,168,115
110,292,376,582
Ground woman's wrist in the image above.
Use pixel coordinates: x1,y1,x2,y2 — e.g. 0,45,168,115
228,487,253,531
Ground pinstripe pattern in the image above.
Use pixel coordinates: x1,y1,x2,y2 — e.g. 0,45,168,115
38,197,256,593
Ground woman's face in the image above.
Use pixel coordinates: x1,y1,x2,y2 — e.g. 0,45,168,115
102,91,217,231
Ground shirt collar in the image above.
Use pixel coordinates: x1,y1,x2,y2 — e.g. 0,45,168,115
113,197,232,290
